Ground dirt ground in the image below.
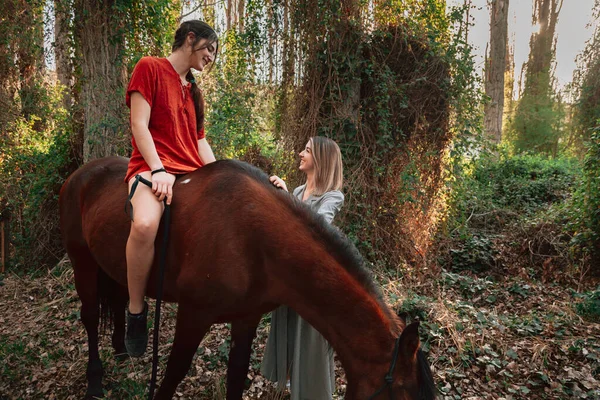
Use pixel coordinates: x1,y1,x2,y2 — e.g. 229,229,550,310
0,259,599,399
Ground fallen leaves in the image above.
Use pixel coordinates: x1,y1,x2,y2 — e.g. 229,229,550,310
0,262,599,399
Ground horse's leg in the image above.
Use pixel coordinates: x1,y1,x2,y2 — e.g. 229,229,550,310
71,250,104,399
110,285,129,361
153,302,211,400
226,315,261,400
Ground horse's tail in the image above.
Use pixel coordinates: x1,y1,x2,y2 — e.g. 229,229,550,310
97,267,116,333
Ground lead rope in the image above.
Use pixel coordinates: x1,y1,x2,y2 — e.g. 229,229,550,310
125,174,171,400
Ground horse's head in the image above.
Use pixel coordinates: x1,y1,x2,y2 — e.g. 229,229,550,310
361,321,437,400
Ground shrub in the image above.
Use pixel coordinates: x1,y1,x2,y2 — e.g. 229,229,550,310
575,286,600,323
441,153,579,275
0,83,73,270
568,128,600,275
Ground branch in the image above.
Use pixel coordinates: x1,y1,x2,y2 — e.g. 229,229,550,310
178,1,223,22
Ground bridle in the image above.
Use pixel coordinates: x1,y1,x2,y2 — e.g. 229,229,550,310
367,334,402,400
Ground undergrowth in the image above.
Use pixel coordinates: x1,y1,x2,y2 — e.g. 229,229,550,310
440,153,581,279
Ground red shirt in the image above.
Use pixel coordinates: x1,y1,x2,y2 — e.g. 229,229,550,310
125,57,205,182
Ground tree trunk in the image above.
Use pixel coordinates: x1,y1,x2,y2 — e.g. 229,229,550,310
226,0,233,31
0,0,20,133
74,0,128,162
267,0,274,83
503,42,515,127
484,0,510,144
237,0,245,32
528,0,563,79
511,0,563,154
54,0,73,107
17,0,45,124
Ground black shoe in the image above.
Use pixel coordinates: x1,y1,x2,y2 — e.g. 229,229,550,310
125,302,148,357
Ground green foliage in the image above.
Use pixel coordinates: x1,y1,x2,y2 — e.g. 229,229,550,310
505,0,564,156
451,154,578,227
570,58,600,154
115,0,180,65
442,271,495,299
507,74,564,155
449,234,496,273
443,153,579,274
569,1,600,154
395,291,440,353
203,30,278,163
278,0,484,268
568,127,600,273
0,82,73,269
574,286,600,323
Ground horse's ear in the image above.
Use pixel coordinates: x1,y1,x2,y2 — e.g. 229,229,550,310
399,321,420,360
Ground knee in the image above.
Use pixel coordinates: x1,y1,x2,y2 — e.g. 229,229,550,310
129,217,160,243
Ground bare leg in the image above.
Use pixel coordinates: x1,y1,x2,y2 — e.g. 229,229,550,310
125,171,163,357
126,171,163,313
227,315,261,400
154,303,212,400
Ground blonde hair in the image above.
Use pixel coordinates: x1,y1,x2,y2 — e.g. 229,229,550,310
309,136,344,195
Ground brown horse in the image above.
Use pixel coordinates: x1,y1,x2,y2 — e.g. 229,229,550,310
59,156,436,400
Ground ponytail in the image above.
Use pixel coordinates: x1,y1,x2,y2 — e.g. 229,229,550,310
186,70,204,132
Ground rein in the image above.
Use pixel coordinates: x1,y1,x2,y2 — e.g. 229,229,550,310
126,174,171,400
367,334,402,400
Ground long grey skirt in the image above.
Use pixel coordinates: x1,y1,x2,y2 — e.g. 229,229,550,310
261,306,335,400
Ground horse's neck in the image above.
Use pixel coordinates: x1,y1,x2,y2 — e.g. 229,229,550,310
275,252,401,390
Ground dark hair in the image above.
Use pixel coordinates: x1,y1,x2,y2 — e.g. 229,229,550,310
172,20,219,132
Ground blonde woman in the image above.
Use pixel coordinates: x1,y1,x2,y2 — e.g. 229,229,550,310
262,136,344,400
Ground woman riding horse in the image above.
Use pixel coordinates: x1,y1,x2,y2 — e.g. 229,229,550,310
124,20,218,357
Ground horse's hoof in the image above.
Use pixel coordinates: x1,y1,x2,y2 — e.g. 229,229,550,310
85,387,104,399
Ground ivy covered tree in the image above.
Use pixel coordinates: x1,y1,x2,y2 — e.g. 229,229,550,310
570,1,600,155
508,0,564,155
568,0,600,275
484,0,510,144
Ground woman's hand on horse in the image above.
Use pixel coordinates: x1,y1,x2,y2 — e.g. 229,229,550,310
152,171,176,204
269,175,288,192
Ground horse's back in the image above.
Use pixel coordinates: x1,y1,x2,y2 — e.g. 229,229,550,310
59,157,129,258
59,157,281,298
60,157,128,202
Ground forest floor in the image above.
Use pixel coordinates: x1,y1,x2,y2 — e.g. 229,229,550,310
0,258,599,400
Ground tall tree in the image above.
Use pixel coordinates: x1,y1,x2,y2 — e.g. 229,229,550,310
0,0,20,133
54,0,73,103
16,0,46,124
226,0,233,30
73,0,128,162
570,1,600,154
510,0,563,154
484,0,510,144
502,41,516,131
237,0,245,32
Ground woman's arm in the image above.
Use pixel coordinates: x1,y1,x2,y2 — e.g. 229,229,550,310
316,191,344,224
198,138,216,164
130,92,176,204
130,92,162,171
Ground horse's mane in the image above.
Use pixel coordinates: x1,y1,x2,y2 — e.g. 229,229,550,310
219,160,397,324
417,349,437,399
